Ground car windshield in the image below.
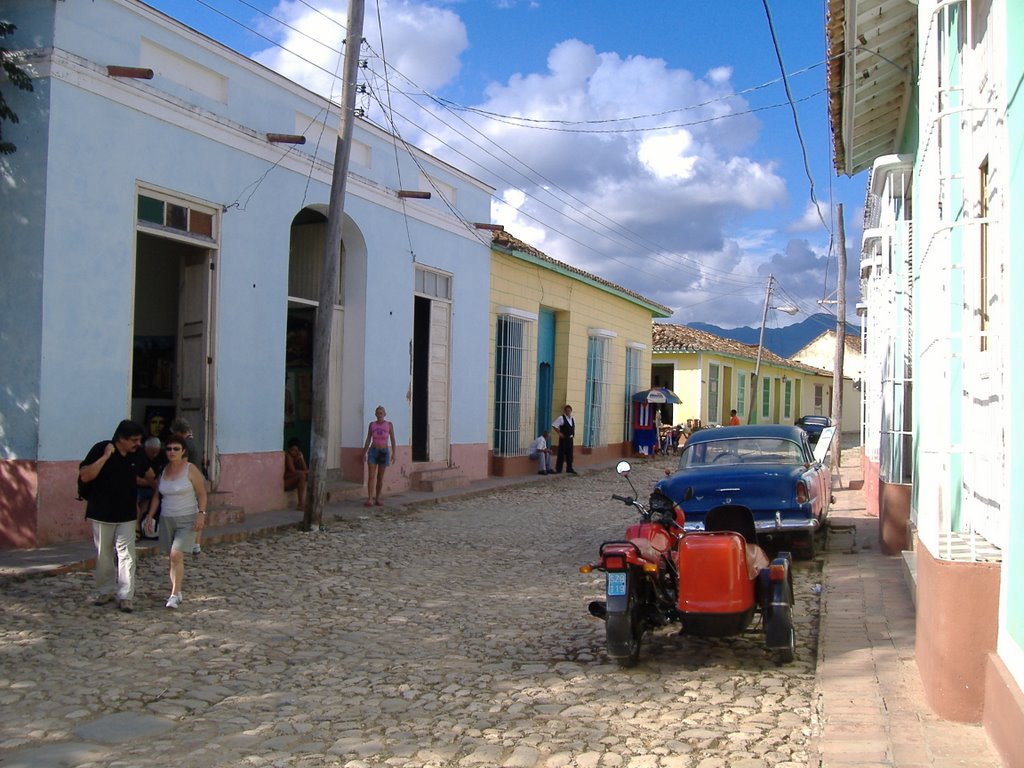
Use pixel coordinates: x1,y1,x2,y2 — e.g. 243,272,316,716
678,437,805,467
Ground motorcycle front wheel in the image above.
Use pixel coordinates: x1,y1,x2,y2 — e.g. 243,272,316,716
605,577,644,667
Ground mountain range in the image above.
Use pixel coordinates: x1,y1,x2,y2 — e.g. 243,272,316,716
686,313,860,359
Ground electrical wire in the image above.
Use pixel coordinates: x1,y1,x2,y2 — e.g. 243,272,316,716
760,0,832,238
165,0,843,317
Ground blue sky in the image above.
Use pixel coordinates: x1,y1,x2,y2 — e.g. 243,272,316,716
143,0,867,331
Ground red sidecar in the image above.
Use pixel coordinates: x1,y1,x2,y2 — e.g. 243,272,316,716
584,462,796,666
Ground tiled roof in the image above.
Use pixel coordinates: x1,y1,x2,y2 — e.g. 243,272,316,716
491,230,672,317
797,329,863,356
652,323,836,377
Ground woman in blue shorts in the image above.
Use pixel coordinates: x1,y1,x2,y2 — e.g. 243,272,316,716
362,405,397,507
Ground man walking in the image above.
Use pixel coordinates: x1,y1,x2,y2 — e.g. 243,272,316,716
79,419,147,612
552,404,577,474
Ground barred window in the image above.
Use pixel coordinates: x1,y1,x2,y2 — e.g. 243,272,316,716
708,363,720,424
493,313,535,456
624,345,642,441
584,331,614,447
737,375,746,418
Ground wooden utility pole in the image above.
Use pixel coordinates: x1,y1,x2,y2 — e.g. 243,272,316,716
304,0,365,532
831,204,847,470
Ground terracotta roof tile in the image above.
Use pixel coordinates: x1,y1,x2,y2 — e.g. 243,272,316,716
652,322,837,377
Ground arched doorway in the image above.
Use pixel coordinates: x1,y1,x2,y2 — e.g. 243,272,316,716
286,207,344,468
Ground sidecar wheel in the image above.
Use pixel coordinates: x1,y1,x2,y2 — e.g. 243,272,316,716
605,588,643,667
774,646,795,664
764,556,796,664
793,530,817,560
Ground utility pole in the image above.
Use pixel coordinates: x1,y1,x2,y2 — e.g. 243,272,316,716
831,204,847,470
748,275,775,425
304,0,365,532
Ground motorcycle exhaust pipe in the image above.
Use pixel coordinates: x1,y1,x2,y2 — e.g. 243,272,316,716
588,600,607,620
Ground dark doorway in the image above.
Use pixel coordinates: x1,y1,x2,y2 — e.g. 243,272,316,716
411,295,430,461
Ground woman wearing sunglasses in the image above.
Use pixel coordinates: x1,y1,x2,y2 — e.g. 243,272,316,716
144,434,207,609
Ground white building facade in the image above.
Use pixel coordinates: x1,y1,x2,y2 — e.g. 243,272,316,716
828,0,1023,760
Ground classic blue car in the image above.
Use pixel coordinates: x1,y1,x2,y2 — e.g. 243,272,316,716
794,415,833,446
655,424,833,558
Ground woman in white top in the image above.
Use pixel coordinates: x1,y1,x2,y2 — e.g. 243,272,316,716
145,435,207,609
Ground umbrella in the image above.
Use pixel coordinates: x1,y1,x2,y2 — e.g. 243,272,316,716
631,387,681,404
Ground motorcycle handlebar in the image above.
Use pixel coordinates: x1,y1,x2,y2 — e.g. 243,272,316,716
610,494,634,505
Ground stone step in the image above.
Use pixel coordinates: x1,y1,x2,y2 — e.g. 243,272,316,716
205,504,245,528
410,469,468,492
326,481,365,503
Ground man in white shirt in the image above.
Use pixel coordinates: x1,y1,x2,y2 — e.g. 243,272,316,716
529,432,554,474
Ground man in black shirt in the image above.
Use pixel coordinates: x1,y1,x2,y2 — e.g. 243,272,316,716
552,404,578,474
79,419,147,612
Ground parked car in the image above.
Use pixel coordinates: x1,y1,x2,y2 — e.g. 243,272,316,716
655,424,833,558
794,415,833,446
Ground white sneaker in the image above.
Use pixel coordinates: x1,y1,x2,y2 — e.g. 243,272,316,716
165,594,181,609
191,544,202,555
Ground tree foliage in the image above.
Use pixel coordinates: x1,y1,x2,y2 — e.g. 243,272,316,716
1,21,34,155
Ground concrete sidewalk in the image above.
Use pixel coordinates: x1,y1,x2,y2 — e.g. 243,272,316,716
0,451,1007,767
812,449,1004,767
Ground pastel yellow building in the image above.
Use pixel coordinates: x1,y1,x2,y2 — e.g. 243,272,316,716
489,231,671,476
652,324,837,428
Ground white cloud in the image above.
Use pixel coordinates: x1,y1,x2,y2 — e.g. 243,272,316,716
638,132,698,181
789,200,828,233
253,1,467,95
246,0,822,327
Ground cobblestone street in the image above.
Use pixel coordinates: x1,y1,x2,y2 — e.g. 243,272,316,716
0,458,822,768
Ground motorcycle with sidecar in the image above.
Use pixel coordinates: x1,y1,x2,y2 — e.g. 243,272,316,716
581,460,796,666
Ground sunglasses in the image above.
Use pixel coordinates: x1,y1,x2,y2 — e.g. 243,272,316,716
165,446,183,452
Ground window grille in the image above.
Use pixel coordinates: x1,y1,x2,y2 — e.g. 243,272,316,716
737,375,746,417
584,334,612,447
761,378,771,420
493,314,535,456
624,346,641,441
708,364,720,423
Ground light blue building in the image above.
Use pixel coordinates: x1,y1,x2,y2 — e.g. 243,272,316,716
0,0,493,547
827,0,1023,760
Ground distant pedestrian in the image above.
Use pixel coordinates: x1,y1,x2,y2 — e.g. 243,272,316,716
78,419,147,612
283,438,309,510
363,405,397,506
529,432,554,474
729,409,741,426
144,434,207,609
552,405,577,474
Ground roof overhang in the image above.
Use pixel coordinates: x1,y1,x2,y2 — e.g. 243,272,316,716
827,0,917,176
